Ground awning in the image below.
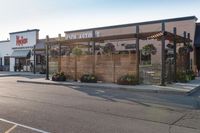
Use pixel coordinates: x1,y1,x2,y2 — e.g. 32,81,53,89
11,50,31,58
195,23,200,47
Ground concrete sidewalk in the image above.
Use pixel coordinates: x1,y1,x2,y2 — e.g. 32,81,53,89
0,71,45,77
16,76,200,95
1,71,200,95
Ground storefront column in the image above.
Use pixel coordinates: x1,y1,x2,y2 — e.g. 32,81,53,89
46,35,50,80
33,45,36,74
136,25,140,83
161,22,166,86
173,27,177,82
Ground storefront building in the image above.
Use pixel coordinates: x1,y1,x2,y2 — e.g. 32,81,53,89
0,16,199,85
0,29,45,72
46,16,197,85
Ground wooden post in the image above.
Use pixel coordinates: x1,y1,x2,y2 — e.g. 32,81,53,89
187,33,191,70
136,25,140,83
75,54,77,81
113,54,116,83
33,45,36,74
46,35,50,80
161,22,166,86
58,34,62,72
92,30,96,75
173,27,177,82
183,31,187,71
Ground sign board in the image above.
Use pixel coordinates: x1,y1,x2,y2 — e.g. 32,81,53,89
16,36,28,46
65,32,100,40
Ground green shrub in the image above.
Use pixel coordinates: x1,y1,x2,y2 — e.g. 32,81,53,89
80,74,97,83
176,70,196,83
117,74,138,85
176,71,187,83
187,70,195,80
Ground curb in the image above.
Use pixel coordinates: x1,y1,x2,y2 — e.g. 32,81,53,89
17,80,188,95
0,74,43,77
187,86,200,96
0,74,21,77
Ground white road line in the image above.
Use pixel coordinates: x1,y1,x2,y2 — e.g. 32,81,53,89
5,124,17,133
0,118,50,133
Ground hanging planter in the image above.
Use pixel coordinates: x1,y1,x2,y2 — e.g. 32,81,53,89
141,44,157,56
72,46,83,56
186,44,193,52
178,47,187,55
103,43,115,54
178,44,193,56
166,43,174,49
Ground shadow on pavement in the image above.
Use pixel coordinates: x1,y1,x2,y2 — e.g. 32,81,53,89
66,84,200,110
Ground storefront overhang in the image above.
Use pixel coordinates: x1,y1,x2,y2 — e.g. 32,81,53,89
11,50,31,58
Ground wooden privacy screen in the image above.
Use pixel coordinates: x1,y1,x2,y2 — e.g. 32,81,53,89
49,53,137,83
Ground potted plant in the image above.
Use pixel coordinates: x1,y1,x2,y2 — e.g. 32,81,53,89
117,74,138,85
52,72,67,81
80,74,97,83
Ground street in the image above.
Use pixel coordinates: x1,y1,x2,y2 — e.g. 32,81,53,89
0,76,200,133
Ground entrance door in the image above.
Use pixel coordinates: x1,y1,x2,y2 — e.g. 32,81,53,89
15,58,27,71
4,57,10,71
196,47,200,72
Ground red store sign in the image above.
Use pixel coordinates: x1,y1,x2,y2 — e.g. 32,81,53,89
16,36,28,46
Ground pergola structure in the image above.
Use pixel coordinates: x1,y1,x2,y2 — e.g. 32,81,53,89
45,22,192,86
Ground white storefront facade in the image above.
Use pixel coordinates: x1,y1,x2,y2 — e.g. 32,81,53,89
0,29,39,72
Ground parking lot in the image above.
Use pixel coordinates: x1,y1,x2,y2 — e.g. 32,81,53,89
0,76,200,133
0,118,49,133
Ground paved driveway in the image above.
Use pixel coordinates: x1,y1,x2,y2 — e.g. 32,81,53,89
0,76,200,133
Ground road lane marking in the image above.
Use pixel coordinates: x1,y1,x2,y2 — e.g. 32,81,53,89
0,118,50,133
4,124,17,133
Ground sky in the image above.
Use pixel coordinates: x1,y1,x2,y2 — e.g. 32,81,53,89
0,0,200,40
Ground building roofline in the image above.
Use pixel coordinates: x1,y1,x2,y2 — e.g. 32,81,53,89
65,16,198,33
0,40,10,43
10,29,40,35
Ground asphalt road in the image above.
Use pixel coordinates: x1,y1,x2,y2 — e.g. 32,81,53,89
0,76,200,133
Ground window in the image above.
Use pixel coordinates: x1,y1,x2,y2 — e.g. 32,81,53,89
4,57,10,66
140,51,151,65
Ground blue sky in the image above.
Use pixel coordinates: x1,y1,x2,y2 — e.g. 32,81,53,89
0,0,200,40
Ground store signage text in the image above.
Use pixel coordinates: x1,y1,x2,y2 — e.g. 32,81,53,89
66,32,100,40
16,36,28,46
